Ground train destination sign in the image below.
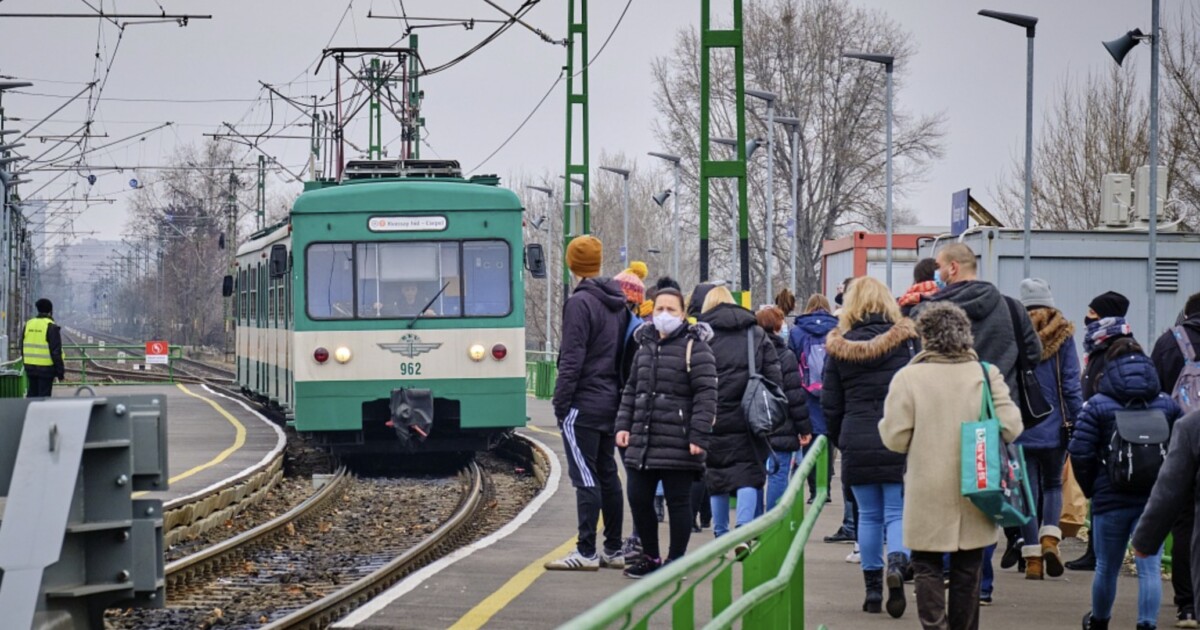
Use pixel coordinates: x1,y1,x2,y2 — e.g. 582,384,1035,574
367,216,448,232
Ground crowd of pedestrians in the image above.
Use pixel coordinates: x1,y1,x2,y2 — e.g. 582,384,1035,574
541,235,1200,630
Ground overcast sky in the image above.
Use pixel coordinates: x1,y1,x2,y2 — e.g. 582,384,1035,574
0,0,1160,246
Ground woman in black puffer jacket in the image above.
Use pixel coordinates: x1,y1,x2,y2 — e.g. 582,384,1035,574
823,277,918,618
616,278,718,579
757,306,812,511
697,286,783,537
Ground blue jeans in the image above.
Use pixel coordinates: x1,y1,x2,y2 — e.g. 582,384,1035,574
852,483,906,571
1019,448,1066,545
981,545,995,596
1092,506,1162,625
766,451,795,511
711,487,761,537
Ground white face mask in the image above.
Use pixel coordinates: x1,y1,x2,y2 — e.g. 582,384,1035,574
779,321,790,339
652,311,684,335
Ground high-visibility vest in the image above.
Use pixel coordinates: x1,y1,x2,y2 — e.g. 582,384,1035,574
23,316,55,367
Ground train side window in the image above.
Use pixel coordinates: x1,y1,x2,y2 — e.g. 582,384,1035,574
239,269,247,321
250,265,258,322
306,243,355,319
268,276,275,323
463,241,512,317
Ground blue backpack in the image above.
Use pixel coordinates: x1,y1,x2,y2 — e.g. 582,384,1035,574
800,335,829,393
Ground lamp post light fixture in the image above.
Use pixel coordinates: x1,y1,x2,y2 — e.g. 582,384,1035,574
527,185,555,354
1104,3,1160,341
775,115,801,297
648,151,682,279
746,89,779,300
842,51,896,291
979,9,1038,280
599,166,632,266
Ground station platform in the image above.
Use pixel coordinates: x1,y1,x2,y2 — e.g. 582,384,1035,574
52,383,285,504
334,397,1172,629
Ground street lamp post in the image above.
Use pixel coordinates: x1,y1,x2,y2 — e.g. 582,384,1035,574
599,166,632,266
747,89,778,301
527,185,555,354
980,9,1039,279
648,152,682,280
1104,2,1160,340
776,116,801,298
842,52,895,291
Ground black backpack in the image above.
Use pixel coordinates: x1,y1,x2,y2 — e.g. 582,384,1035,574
1104,406,1170,495
741,328,789,438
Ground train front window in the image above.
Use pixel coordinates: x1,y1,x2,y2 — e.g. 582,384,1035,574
356,242,461,318
306,243,355,319
463,241,511,316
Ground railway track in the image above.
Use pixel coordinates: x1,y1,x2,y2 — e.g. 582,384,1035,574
61,328,235,385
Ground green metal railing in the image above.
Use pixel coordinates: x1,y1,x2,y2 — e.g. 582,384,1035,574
525,351,558,400
63,344,182,385
0,358,25,398
564,436,831,630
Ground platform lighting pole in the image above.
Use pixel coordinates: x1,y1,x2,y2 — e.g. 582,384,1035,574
842,52,895,290
599,166,632,267
1103,1,1160,340
980,10,1038,279
775,116,802,298
648,152,682,280
746,89,778,301
528,185,555,354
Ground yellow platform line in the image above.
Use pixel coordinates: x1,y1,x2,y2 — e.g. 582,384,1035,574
132,383,247,497
524,423,561,437
448,535,579,630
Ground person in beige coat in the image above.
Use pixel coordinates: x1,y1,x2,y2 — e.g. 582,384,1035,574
880,302,1023,630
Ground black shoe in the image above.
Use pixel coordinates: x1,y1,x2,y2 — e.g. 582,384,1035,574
1178,607,1198,628
1001,536,1024,569
623,556,662,579
691,524,702,533
700,519,711,529
862,569,883,614
824,528,855,544
885,552,908,618
1066,539,1096,572
1081,611,1110,630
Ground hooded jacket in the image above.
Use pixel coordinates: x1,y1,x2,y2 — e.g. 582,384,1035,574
696,303,783,493
1151,314,1200,397
767,333,812,452
822,315,919,486
1016,308,1085,450
616,322,718,472
1131,411,1200,599
1068,351,1183,515
915,280,1042,394
788,310,838,435
552,277,631,430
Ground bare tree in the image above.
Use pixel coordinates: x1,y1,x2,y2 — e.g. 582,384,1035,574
651,0,944,298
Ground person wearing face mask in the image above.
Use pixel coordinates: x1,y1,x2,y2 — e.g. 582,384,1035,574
615,276,718,579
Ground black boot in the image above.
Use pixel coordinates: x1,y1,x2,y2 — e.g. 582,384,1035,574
654,496,665,523
862,569,883,613
1081,611,1109,629
1066,537,1096,572
885,552,908,618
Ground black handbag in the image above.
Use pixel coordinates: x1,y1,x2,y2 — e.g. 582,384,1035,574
1004,297,1053,429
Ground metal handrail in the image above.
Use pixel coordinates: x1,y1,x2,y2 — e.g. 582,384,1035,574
563,436,830,630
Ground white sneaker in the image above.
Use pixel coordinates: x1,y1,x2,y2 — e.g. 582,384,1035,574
544,549,600,571
599,548,625,569
846,543,861,564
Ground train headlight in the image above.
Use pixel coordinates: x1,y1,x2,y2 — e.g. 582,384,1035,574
313,347,330,364
334,346,352,364
491,344,508,360
468,344,486,362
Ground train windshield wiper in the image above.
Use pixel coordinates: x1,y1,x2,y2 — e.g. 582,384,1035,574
407,281,451,329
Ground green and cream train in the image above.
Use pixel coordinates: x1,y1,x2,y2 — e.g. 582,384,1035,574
230,159,540,454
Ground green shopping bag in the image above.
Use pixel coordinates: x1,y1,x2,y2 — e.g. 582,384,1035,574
961,362,1035,528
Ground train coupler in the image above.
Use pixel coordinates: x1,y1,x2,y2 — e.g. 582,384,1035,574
389,388,434,448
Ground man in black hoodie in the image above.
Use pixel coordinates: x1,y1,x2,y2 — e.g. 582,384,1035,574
545,235,631,571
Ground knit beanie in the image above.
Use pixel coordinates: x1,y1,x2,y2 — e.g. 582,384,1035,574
613,270,645,305
637,300,654,318
1020,278,1055,309
627,260,648,281
1089,291,1130,319
566,235,602,278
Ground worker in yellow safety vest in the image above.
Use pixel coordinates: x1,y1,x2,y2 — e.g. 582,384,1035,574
22,298,64,397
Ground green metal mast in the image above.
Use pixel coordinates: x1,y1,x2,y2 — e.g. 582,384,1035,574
256,155,265,230
699,0,749,302
408,34,422,160
564,0,590,294
368,58,383,160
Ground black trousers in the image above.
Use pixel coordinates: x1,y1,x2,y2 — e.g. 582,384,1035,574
691,480,711,527
559,419,623,558
26,375,54,398
912,548,985,630
628,467,694,561
1175,511,1195,612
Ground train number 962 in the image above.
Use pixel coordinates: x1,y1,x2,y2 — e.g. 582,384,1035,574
399,362,423,376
